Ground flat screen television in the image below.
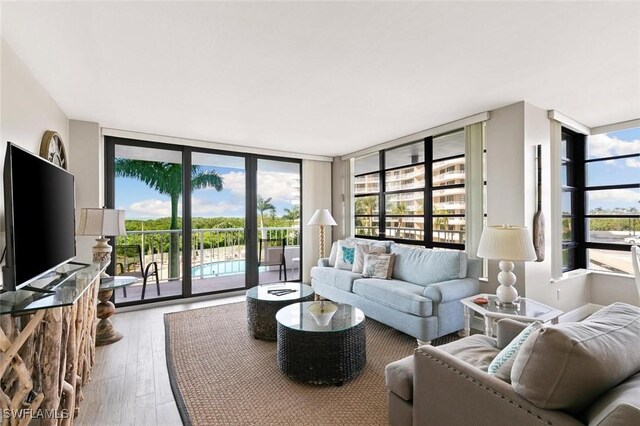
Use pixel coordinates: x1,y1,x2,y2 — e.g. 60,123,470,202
3,142,77,291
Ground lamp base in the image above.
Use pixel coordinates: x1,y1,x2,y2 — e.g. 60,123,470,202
496,260,519,304
92,237,113,278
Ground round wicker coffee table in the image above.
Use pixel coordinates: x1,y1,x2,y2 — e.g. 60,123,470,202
276,301,366,385
246,283,314,340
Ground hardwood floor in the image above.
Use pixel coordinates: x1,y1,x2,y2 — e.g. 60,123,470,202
75,294,246,426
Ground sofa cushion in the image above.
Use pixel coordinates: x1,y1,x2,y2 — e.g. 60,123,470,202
511,302,640,414
310,267,362,292
437,334,500,371
390,245,467,286
328,241,338,266
385,355,414,401
352,278,432,317
352,243,386,273
582,371,640,426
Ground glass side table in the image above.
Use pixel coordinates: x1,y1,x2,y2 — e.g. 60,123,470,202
460,294,563,337
97,276,137,346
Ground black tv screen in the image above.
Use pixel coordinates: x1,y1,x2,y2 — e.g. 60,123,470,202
3,142,76,290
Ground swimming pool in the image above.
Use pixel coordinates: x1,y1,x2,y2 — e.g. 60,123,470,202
192,259,264,277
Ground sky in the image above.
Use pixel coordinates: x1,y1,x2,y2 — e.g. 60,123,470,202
116,164,300,220
115,127,639,220
585,127,639,212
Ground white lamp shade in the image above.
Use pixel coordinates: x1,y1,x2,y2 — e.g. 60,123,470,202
477,225,536,261
307,208,337,226
77,208,127,236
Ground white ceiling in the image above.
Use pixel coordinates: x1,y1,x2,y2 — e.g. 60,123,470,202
2,1,639,157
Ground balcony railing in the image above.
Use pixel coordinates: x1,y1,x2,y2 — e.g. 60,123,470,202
115,226,299,282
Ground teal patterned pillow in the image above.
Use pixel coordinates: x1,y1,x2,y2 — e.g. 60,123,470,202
342,247,355,264
488,321,542,380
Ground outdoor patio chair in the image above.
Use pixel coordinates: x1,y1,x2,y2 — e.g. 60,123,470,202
258,237,287,282
115,244,161,299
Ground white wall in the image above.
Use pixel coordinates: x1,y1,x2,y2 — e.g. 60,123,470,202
69,120,102,263
331,157,350,241
590,272,640,307
1,38,69,163
302,159,332,282
1,38,69,283
484,102,527,293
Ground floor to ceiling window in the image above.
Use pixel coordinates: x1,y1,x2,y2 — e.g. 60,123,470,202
105,137,302,307
352,129,466,250
561,126,640,274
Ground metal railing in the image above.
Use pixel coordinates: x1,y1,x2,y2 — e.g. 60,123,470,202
115,226,300,281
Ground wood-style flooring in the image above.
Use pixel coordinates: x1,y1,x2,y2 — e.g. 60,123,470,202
75,294,246,426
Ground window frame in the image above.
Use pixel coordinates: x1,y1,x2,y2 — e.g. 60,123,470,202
561,126,640,273
352,131,466,250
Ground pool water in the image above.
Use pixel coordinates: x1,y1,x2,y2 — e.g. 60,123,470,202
192,259,264,277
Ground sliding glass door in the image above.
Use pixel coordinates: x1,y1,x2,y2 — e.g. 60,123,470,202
256,159,301,284
105,137,302,307
110,142,184,302
190,151,247,294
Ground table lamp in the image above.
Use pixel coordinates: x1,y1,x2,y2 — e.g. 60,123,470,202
77,207,126,280
307,208,337,258
477,225,536,306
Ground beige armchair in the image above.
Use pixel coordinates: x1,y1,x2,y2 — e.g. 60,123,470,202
385,303,640,425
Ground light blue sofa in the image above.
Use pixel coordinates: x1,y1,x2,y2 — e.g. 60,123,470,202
310,243,481,342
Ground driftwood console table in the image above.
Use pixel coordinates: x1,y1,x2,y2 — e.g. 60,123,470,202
0,262,104,425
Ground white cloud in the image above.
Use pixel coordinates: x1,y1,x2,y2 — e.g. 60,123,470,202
215,170,299,202
589,188,639,203
625,157,640,168
256,171,299,202
128,197,244,218
588,134,640,161
217,171,246,196
128,199,172,218
191,197,243,215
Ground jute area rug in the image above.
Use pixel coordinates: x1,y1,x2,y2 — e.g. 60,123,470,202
165,302,458,426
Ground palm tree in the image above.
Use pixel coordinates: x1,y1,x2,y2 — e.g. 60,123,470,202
391,202,409,237
282,205,300,221
115,160,223,279
356,196,378,236
257,195,276,229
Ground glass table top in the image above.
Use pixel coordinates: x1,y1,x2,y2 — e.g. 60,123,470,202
276,301,365,332
462,294,562,321
482,295,552,317
246,283,314,301
0,262,103,315
99,275,137,290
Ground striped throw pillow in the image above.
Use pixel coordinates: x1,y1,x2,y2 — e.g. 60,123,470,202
488,321,542,380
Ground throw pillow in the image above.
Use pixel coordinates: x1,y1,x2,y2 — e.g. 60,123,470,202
328,241,339,266
488,321,542,382
362,253,396,279
334,240,356,270
352,243,386,274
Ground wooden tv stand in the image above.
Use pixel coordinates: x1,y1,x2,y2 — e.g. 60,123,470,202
0,262,104,425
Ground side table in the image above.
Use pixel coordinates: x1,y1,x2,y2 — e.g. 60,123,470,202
246,283,314,340
97,276,136,346
460,294,563,337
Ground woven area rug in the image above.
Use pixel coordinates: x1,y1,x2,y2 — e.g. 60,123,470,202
165,302,459,426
